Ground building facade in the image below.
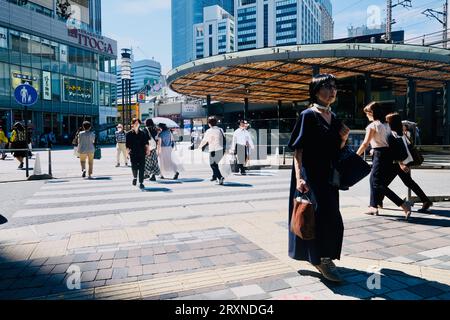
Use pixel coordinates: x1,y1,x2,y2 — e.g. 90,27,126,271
316,0,333,41
235,0,322,51
193,5,235,59
117,59,162,100
172,0,234,68
348,24,387,38
0,0,118,143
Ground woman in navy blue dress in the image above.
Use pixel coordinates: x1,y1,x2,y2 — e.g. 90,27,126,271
288,74,350,283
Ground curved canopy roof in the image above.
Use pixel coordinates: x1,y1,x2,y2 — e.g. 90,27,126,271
167,43,450,104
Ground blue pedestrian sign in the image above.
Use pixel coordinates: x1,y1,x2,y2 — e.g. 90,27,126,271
14,84,38,106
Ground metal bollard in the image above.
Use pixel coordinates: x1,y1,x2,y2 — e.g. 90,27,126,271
48,149,52,177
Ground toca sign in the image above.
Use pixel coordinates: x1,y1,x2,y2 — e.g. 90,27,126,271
68,28,115,55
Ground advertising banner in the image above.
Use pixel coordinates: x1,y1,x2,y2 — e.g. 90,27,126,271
62,76,93,104
42,71,52,100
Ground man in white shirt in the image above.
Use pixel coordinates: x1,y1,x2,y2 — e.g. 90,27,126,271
198,116,226,185
230,120,254,175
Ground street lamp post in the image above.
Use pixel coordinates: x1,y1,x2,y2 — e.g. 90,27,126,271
121,49,132,130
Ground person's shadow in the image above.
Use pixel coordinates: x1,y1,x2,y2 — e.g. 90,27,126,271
298,267,450,300
0,215,7,225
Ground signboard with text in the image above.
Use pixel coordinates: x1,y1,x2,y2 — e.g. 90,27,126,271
62,76,93,104
42,71,52,101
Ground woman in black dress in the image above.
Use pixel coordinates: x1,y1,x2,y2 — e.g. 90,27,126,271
288,74,350,283
144,119,161,181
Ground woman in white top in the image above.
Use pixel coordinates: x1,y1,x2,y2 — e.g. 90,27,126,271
198,116,225,185
357,102,412,219
385,113,432,213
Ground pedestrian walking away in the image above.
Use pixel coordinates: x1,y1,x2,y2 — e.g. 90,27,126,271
144,119,161,181
385,113,433,213
356,102,412,220
0,125,8,160
126,118,149,189
198,116,226,185
157,123,180,180
230,120,254,175
9,122,28,169
288,74,350,283
115,124,128,167
77,121,96,179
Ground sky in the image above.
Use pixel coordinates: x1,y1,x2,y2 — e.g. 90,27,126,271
102,0,446,75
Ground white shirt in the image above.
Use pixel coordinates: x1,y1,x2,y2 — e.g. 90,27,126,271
366,121,390,149
199,126,224,152
232,128,255,150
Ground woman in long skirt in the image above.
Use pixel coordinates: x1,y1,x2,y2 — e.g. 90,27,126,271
288,74,350,283
144,119,161,181
157,123,180,180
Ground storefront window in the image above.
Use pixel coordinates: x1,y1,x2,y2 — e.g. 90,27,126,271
0,62,10,96
105,83,110,106
52,72,60,102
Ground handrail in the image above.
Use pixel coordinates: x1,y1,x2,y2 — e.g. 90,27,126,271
0,148,52,179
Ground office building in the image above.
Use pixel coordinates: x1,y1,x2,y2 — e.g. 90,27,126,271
172,0,234,68
235,0,322,51
193,5,235,59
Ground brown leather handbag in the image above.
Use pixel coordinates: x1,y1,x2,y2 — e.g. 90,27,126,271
290,194,316,240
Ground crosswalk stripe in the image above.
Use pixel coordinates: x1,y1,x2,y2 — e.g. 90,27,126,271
26,184,290,206
14,191,288,218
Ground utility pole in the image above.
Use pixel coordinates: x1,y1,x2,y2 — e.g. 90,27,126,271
422,0,448,48
386,0,412,43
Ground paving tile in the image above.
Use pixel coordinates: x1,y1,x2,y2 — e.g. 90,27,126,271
332,284,374,299
198,257,215,268
112,268,128,279
126,257,141,267
81,270,98,282
112,258,127,268
408,283,445,298
95,269,113,281
202,289,237,300
139,255,155,265
85,253,102,262
81,280,106,289
100,252,116,260
77,261,99,272
259,279,291,293
386,289,423,300
71,254,90,264
128,266,143,277
114,250,129,259
143,264,159,275
240,293,271,300
97,259,113,270
51,264,71,274
391,275,427,287
231,285,265,298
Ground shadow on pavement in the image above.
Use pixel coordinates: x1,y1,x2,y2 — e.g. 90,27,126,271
298,267,450,300
141,187,172,193
0,215,7,225
45,180,70,184
222,182,253,187
377,213,450,227
87,177,112,181
176,178,204,183
157,180,182,185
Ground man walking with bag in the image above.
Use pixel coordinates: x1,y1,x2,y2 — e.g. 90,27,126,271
126,119,149,189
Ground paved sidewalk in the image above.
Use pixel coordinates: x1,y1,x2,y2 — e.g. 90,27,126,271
0,148,449,300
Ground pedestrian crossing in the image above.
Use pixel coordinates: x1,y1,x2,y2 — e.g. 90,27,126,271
13,169,291,221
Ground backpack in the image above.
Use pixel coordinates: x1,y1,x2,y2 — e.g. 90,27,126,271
388,134,408,162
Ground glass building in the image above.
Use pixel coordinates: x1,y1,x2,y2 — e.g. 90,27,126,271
0,0,117,144
117,59,162,100
193,5,235,59
235,0,322,51
171,0,234,68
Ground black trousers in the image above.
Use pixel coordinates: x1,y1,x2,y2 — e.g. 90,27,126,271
385,164,431,204
210,150,224,179
131,157,145,184
370,148,404,208
235,144,248,173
